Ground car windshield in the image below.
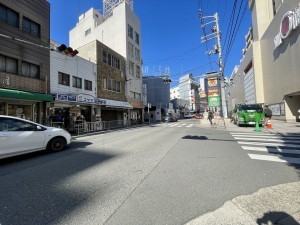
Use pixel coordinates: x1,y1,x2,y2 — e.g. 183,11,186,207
238,105,262,112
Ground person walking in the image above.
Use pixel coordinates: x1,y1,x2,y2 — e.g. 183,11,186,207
208,110,214,125
264,105,272,125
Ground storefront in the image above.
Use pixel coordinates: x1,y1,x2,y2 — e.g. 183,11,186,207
0,88,53,124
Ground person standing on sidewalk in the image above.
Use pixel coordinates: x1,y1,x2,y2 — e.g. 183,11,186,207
208,110,214,125
264,105,272,125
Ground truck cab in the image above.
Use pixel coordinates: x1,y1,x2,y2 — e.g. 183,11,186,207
232,104,264,126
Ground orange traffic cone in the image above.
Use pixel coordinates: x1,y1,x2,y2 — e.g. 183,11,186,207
266,119,272,129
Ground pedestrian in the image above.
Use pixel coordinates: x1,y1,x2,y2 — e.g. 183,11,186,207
264,105,272,125
208,110,214,125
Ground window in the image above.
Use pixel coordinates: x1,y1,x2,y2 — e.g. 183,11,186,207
22,61,40,78
129,61,134,75
116,81,121,92
128,42,134,57
102,50,107,64
103,50,121,70
0,118,36,131
135,48,140,61
0,3,19,27
135,65,141,79
85,28,91,36
22,17,40,38
130,92,141,100
103,77,121,93
0,54,17,74
58,72,70,86
135,32,140,45
84,79,92,91
72,76,82,88
128,24,133,39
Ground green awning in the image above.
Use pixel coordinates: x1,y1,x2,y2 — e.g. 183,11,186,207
0,88,53,102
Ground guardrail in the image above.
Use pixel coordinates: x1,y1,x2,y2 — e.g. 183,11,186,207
50,120,141,135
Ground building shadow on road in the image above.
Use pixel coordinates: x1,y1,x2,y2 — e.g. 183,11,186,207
0,140,119,225
257,211,300,225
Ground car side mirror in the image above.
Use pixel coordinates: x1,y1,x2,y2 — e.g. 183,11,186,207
36,125,45,131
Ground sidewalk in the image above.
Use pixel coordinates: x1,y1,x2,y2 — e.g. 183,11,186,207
194,119,300,224
198,117,300,134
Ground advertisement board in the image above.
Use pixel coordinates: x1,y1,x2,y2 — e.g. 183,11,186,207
208,96,221,107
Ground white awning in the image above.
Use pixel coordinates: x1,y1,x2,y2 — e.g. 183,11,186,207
105,99,133,109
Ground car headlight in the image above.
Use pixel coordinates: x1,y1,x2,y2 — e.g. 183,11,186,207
238,117,244,121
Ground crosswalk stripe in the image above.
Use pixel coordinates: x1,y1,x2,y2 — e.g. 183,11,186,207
230,132,276,136
241,146,300,155
186,124,193,127
238,141,300,148
234,137,300,144
232,135,298,140
248,154,300,165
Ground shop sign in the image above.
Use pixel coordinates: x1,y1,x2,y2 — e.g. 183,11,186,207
274,4,300,49
95,98,107,105
208,87,220,97
77,93,95,103
0,75,10,86
68,95,77,102
207,77,219,87
57,94,68,101
208,96,221,107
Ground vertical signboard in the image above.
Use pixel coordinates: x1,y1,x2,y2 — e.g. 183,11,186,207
207,77,221,107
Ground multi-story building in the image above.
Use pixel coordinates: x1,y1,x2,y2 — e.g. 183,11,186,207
0,0,52,124
69,0,143,122
74,40,132,122
179,74,200,113
170,86,180,100
227,0,300,122
49,40,97,126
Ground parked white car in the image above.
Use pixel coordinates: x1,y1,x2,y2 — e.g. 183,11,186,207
0,115,71,159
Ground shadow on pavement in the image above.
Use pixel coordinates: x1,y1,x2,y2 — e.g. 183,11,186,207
0,142,118,225
257,211,300,225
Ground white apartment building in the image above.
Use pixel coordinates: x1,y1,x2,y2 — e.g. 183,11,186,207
179,74,200,112
170,86,180,100
69,0,143,121
50,41,98,124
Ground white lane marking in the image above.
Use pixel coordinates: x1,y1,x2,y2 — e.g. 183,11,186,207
238,141,300,148
234,137,300,144
232,135,298,140
242,146,300,155
186,124,193,127
169,124,178,127
230,132,276,136
248,154,300,165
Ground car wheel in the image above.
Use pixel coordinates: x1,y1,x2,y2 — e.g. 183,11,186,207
47,137,66,151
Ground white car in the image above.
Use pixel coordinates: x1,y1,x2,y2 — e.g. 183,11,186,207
0,115,72,159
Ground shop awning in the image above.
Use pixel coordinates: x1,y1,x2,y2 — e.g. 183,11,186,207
105,99,133,109
0,88,54,102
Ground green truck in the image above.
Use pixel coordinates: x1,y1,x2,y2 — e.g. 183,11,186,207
232,104,264,126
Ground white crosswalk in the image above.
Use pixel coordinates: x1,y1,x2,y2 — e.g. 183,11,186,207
231,132,300,165
157,123,194,128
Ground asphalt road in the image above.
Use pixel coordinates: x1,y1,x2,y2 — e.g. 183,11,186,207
0,119,299,225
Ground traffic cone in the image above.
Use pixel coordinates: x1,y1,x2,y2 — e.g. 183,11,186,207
266,119,272,129
255,120,261,132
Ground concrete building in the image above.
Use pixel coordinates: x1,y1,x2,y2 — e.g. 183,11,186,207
170,86,180,100
69,0,143,121
143,76,170,121
227,0,300,122
0,0,52,124
73,40,133,122
179,74,200,113
49,41,97,126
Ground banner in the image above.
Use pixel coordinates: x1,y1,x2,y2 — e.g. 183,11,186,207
208,96,221,107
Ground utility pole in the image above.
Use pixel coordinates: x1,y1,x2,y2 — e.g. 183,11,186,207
200,12,228,119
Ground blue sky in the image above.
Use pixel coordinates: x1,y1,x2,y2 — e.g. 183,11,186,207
49,0,252,87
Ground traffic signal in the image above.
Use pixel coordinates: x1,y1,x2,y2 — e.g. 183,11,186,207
57,44,79,57
163,78,172,83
